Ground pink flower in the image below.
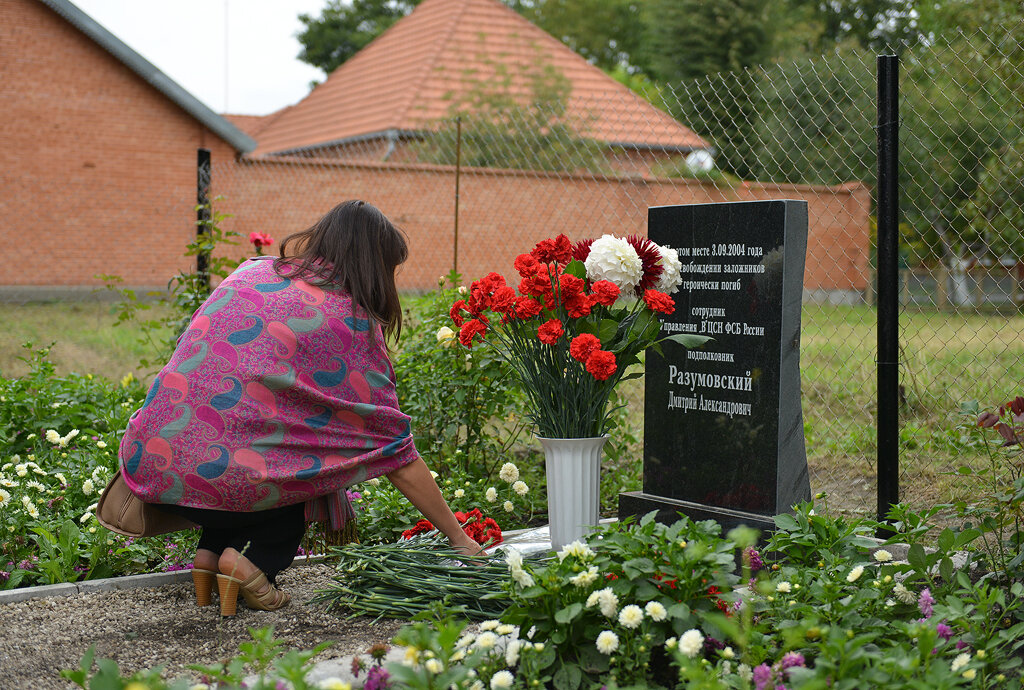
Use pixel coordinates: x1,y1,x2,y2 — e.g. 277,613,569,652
248,232,274,248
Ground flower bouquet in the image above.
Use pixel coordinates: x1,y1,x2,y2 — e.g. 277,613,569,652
450,233,710,439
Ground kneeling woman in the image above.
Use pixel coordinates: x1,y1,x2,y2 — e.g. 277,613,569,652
118,200,480,616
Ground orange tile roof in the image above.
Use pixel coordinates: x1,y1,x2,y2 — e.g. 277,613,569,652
253,0,708,155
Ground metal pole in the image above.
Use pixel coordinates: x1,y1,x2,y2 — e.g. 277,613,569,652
876,55,900,526
197,148,212,292
453,116,462,276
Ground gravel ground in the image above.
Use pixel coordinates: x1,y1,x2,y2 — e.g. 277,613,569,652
0,562,407,690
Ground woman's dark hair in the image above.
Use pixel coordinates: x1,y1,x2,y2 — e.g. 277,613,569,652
274,200,408,342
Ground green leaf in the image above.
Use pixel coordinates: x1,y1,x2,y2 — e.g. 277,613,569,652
554,602,584,624
553,663,582,690
907,543,927,572
596,319,618,342
774,513,800,531
564,259,586,279
939,556,954,582
937,528,955,553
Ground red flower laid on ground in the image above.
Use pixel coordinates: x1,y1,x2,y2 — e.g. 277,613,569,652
402,509,502,546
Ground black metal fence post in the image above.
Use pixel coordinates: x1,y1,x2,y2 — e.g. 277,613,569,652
876,55,900,526
197,148,212,292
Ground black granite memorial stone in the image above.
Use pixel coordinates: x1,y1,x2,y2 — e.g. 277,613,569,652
619,200,811,532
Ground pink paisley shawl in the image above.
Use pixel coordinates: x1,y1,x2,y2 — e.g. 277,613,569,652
118,257,418,527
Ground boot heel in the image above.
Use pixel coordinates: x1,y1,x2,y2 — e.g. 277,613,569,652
217,575,241,617
192,569,216,607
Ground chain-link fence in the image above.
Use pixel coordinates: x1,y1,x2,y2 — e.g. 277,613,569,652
200,30,1022,517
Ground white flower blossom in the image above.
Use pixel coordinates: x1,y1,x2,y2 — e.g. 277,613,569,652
54,473,67,485
951,653,971,672
45,430,61,444
485,487,498,502
456,633,476,649
497,624,517,636
479,620,500,631
436,326,456,347
654,244,683,294
873,549,893,562
318,677,350,690
738,664,753,682
499,462,519,483
847,565,865,583
776,581,792,593
82,479,95,496
893,582,916,604
570,565,599,588
645,601,667,621
0,488,10,507
15,465,27,477
596,630,619,655
618,604,644,629
505,639,521,667
475,632,498,649
424,658,442,674
584,235,643,294
490,670,514,689
512,480,529,496
557,540,595,562
678,629,704,658
596,588,618,618
454,488,465,498
96,440,108,449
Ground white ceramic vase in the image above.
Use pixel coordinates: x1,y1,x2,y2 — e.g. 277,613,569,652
537,435,609,551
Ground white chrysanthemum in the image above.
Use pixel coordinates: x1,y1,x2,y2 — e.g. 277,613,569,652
0,478,16,488
678,629,704,658
454,488,465,498
424,658,442,674
597,588,618,618
873,549,893,563
368,477,381,487
570,565,599,588
738,664,753,682
499,462,519,483
618,604,644,629
557,540,595,562
506,548,524,571
54,473,66,485
45,430,61,444
722,646,735,659
893,582,916,604
508,552,535,588
96,440,108,449
479,620,500,631
469,682,484,690
645,601,667,621
584,235,642,294
475,631,498,649
26,481,45,491
190,684,211,690
512,480,529,496
846,565,865,583
27,504,39,519
665,637,678,651
79,511,93,523
595,630,619,655
403,647,420,667
503,500,514,513
0,488,10,506
15,465,27,477
450,649,466,662
456,633,476,649
82,479,95,496
586,591,602,608
490,670,514,689
654,244,683,294
951,653,971,672
485,487,498,502
318,681,351,690
776,581,792,593
497,624,517,636
505,639,521,667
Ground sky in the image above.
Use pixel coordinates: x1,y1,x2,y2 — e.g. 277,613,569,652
72,0,329,116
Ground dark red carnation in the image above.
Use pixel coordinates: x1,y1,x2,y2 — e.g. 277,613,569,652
537,319,564,345
519,272,552,299
531,234,573,264
585,350,617,380
625,234,665,295
590,280,620,306
490,286,516,313
458,319,487,347
513,296,543,319
401,519,435,539
449,299,470,327
643,289,675,314
564,293,592,318
514,253,540,277
558,273,585,299
569,333,601,363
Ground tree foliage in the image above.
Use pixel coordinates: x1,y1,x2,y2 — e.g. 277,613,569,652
296,0,421,75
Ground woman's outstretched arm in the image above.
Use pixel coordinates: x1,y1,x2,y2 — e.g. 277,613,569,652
386,458,483,556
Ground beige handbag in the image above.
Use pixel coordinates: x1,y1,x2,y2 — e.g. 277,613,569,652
96,470,196,538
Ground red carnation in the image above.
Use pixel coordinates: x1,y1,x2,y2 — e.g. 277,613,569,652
586,350,617,380
564,292,592,318
572,238,594,263
531,234,573,264
459,319,487,347
401,519,435,539
643,289,675,314
558,273,585,299
519,272,552,299
514,296,543,319
248,231,275,248
626,234,665,295
514,253,540,277
569,333,601,363
490,286,516,313
537,319,564,345
449,299,470,327
590,280,620,306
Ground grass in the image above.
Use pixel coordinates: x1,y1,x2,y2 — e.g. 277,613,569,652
2,299,1021,516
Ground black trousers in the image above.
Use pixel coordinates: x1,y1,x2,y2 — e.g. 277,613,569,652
159,503,306,583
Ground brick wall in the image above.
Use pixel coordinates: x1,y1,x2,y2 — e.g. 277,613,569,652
216,156,870,294
0,0,236,289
